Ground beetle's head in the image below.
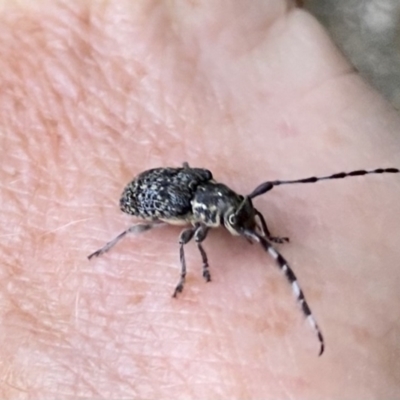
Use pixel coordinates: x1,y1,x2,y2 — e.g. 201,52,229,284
223,196,256,236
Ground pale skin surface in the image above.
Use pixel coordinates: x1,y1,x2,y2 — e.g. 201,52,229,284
1,0,400,398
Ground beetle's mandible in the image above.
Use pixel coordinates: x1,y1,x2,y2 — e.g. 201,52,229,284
88,162,400,356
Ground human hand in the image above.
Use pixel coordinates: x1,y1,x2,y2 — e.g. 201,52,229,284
1,1,400,398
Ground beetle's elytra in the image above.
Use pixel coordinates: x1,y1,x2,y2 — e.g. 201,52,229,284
88,162,400,356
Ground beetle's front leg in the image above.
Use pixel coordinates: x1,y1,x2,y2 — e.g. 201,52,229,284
255,209,289,244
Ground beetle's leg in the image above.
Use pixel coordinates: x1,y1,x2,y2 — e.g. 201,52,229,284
88,222,164,260
255,209,289,244
173,226,196,297
194,224,211,282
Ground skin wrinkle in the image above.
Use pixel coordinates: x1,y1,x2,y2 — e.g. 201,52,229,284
1,0,400,399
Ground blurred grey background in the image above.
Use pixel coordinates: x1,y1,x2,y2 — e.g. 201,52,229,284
304,0,400,109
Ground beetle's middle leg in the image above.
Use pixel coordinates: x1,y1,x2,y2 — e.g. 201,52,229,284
173,226,196,297
193,224,211,282
255,209,289,244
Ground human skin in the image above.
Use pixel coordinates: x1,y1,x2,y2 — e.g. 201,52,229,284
1,0,400,398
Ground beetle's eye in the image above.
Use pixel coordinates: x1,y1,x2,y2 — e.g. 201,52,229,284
228,214,237,226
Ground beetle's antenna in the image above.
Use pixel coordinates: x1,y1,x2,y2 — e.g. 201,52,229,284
248,168,399,199
243,229,324,356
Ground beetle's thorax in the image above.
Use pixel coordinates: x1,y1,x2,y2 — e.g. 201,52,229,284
191,181,256,234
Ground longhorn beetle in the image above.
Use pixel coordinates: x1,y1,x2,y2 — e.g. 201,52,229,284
88,163,399,356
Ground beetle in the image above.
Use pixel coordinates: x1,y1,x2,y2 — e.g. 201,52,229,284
88,162,399,356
